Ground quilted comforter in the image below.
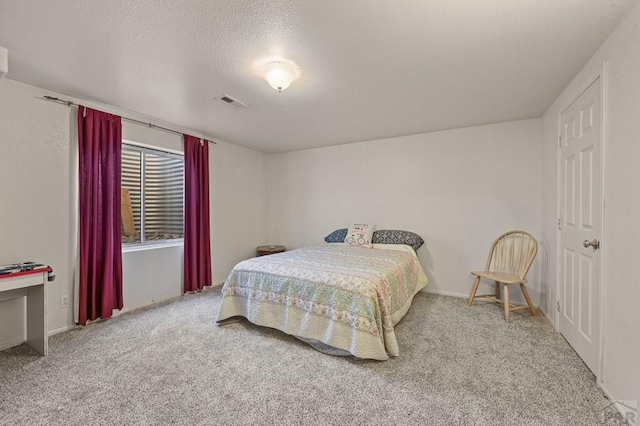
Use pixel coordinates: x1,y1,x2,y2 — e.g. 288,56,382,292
216,244,428,360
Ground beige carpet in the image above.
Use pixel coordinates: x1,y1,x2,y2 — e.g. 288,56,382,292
0,289,624,425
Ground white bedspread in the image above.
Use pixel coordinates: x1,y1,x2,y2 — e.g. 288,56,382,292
216,244,428,360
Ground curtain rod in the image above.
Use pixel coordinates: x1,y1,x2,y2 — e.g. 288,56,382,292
40,95,217,144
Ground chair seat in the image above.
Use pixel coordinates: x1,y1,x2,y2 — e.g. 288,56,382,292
471,271,526,284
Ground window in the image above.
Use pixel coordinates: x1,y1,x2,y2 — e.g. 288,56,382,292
121,143,184,244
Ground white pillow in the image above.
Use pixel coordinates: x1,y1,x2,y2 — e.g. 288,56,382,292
345,223,374,247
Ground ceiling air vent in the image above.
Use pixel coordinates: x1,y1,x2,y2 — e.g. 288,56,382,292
216,94,249,110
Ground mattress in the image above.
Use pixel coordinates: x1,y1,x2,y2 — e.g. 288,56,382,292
216,243,428,360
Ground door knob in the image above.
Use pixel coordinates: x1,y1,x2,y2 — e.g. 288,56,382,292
583,239,600,250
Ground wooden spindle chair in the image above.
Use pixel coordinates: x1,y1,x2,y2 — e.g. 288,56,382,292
467,230,538,321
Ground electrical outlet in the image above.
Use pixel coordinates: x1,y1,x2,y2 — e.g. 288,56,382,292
60,295,70,309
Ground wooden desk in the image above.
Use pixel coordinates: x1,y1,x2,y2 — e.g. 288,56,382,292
0,268,50,355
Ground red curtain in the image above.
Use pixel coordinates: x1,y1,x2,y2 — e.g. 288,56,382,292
77,106,123,326
184,135,212,292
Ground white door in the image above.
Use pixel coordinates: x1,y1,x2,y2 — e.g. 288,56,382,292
558,76,603,374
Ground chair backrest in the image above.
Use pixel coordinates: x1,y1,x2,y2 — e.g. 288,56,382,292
485,230,538,279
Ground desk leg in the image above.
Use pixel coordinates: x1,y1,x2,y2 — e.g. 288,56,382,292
26,275,47,356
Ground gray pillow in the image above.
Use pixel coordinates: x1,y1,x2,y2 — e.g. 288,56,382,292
324,228,348,243
372,230,425,250
324,228,425,250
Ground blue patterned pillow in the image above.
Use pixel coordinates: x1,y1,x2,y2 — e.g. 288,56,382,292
372,230,425,250
325,228,424,250
324,228,348,243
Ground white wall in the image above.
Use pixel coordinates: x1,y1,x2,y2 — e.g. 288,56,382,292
211,140,268,285
121,246,184,312
0,78,268,346
541,1,640,410
0,80,74,341
119,121,185,315
122,119,269,288
268,119,542,302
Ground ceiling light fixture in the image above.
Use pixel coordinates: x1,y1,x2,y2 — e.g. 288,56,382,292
261,59,300,92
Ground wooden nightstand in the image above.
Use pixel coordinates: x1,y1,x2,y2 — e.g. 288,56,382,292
257,245,286,256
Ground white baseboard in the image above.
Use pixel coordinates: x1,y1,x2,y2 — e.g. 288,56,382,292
48,325,77,336
422,289,469,299
0,337,26,351
424,288,528,302
425,288,556,327
46,288,223,338
598,382,638,425
117,287,221,317
537,307,554,324
211,282,225,291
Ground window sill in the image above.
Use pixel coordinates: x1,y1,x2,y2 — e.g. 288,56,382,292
122,240,184,253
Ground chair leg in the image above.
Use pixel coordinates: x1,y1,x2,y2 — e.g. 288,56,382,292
520,283,537,316
494,281,500,300
468,276,481,306
503,283,510,322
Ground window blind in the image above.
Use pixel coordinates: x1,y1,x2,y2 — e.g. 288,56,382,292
122,145,184,243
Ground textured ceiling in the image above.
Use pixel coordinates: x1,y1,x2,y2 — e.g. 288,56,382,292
0,0,637,153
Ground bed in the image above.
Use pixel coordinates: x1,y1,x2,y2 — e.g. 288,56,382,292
216,231,428,360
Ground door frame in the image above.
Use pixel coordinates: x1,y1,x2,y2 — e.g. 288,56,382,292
554,61,607,380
